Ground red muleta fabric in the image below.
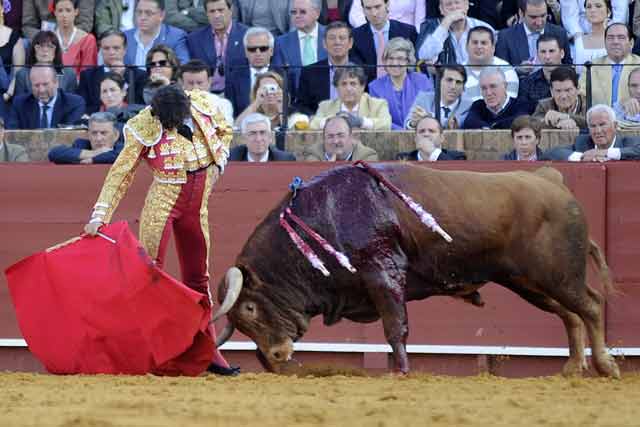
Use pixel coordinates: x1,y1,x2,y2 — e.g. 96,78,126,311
4,221,214,376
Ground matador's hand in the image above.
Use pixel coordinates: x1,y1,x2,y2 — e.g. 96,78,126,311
83,222,103,236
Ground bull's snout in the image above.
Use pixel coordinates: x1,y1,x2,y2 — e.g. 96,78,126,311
265,339,294,365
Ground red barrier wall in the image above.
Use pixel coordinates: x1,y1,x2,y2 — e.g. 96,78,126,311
1,162,638,376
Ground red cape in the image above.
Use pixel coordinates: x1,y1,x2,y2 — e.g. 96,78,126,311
4,221,214,376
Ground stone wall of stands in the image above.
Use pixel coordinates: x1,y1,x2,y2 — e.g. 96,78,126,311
14,128,640,162
0,162,638,376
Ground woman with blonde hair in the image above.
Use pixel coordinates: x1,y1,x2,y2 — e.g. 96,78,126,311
368,37,432,130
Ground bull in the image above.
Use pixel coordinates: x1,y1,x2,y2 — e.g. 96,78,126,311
213,162,620,377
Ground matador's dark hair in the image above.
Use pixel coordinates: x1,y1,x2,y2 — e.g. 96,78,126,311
150,85,191,130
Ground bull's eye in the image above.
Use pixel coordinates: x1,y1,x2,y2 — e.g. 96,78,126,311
241,301,257,319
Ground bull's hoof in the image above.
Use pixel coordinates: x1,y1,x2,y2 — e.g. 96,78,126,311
561,358,588,377
594,356,621,379
207,363,241,376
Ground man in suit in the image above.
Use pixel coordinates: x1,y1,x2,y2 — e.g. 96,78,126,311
78,30,147,115
495,0,571,76
502,114,544,161
272,0,327,100
406,65,473,129
579,23,640,106
178,60,234,125
7,66,85,130
230,113,296,161
225,26,276,116
309,66,392,130
296,21,356,116
463,67,529,129
397,115,466,161
124,0,190,68
233,0,292,36
303,113,379,161
165,0,209,32
533,66,587,129
614,67,640,128
0,118,29,162
187,0,249,95
543,104,640,161
417,0,493,65
48,112,123,164
351,0,417,83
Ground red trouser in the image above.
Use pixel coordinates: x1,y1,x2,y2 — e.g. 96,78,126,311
139,165,229,368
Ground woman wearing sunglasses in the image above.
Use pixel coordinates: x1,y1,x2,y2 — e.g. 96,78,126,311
143,44,180,104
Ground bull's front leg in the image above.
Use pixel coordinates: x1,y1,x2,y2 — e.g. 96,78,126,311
362,268,410,373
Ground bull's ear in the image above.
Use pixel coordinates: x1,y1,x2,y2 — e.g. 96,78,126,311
237,264,264,289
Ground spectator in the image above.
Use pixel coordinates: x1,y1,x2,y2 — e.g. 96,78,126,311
0,11,25,104
8,65,85,129
349,0,425,31
295,21,356,115
143,44,180,103
579,23,640,106
165,0,208,32
310,65,392,130
95,0,136,35
187,0,248,95
234,70,307,136
319,0,353,25
500,0,562,28
572,0,609,73
124,0,190,68
614,67,640,127
97,72,145,124
53,0,97,78
502,114,544,160
463,67,529,129
543,104,640,160
0,117,29,162
534,66,587,129
495,0,572,76
14,31,77,97
303,113,379,160
406,65,472,129
48,112,123,164
226,26,277,116
233,0,291,37
272,0,327,99
416,0,494,65
464,26,518,101
178,59,234,124
22,0,94,40
229,112,296,161
396,114,466,161
368,37,432,129
351,0,417,83
517,34,565,112
562,0,628,39
78,30,147,115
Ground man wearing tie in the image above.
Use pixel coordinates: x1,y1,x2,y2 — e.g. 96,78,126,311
272,0,327,100
7,66,85,130
579,23,640,107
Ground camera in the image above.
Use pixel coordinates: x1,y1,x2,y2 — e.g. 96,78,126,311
263,83,278,95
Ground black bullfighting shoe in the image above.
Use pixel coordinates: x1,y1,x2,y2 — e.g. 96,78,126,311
207,363,241,376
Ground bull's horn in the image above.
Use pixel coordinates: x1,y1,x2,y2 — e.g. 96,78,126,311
215,323,235,347
212,267,243,321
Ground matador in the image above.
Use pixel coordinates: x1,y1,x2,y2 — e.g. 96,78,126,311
84,85,236,374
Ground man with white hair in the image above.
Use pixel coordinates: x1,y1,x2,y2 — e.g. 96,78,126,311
462,67,529,129
543,104,640,161
229,113,296,161
226,26,279,116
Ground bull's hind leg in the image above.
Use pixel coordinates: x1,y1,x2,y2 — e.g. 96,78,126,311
503,284,588,376
362,260,410,373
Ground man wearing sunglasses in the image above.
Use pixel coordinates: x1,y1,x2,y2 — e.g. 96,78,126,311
226,26,279,117
187,0,249,95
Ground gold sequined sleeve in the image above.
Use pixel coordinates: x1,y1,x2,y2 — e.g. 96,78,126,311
212,113,232,173
89,128,145,224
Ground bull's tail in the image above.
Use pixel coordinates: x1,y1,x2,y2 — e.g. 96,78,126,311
588,239,617,297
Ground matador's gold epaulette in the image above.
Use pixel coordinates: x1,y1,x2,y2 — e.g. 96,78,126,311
187,89,219,117
123,106,163,147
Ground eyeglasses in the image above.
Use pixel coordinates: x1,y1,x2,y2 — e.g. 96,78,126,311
290,9,308,15
147,59,170,68
247,46,270,53
216,56,224,76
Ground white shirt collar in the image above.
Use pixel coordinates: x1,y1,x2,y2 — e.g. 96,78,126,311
340,103,359,114
134,26,161,47
488,96,510,114
297,22,319,39
247,149,270,162
609,136,617,148
523,22,544,36
251,66,269,75
39,93,57,107
417,148,442,161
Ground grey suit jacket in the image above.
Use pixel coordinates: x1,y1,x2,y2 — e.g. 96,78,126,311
542,134,640,160
233,0,291,36
405,92,472,129
0,142,29,162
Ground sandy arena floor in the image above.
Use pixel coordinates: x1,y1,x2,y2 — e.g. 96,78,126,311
1,370,639,427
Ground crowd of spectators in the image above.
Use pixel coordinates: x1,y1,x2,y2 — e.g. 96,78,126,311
0,0,639,164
